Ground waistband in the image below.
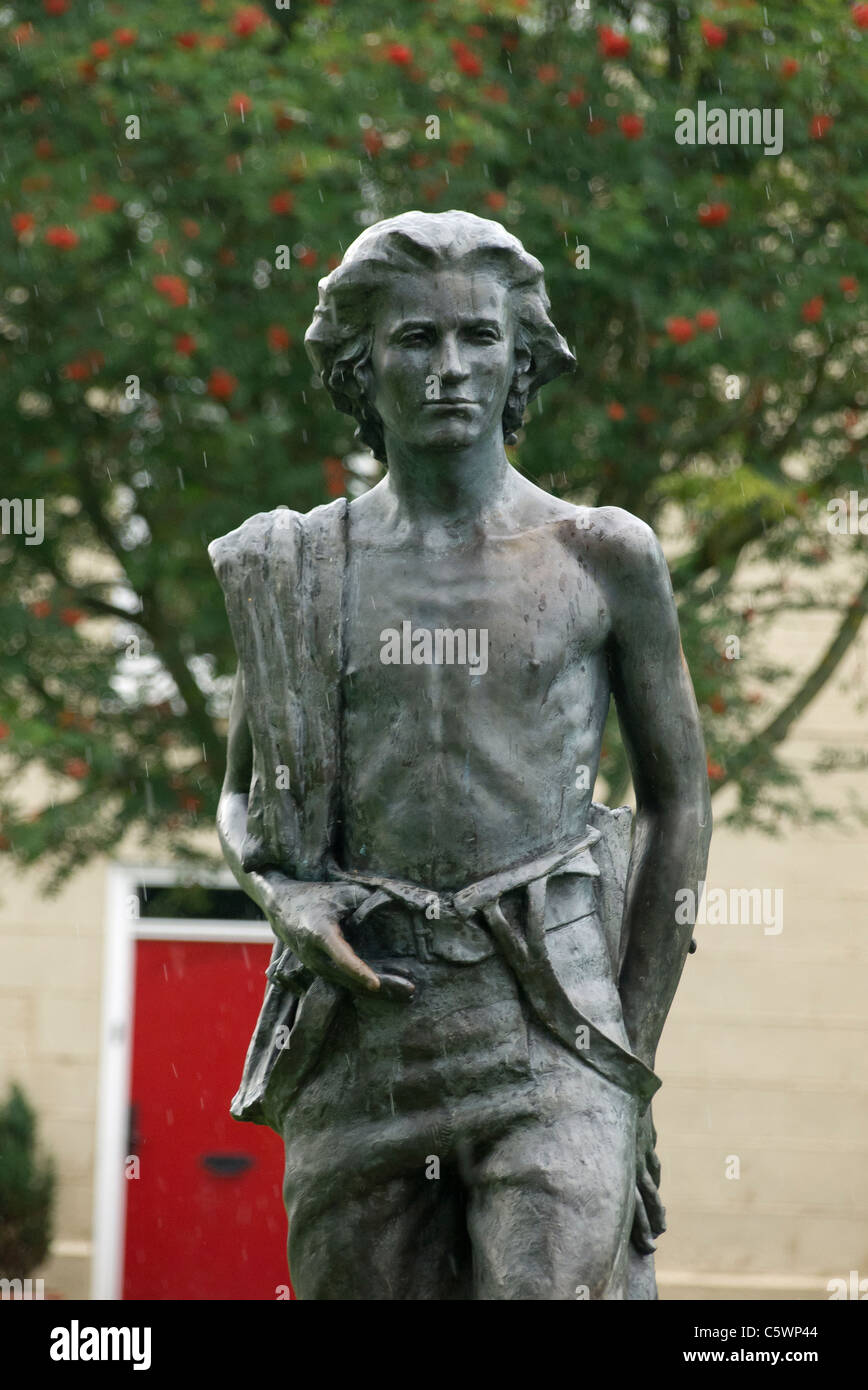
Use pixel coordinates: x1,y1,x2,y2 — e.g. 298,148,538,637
325,827,602,930
326,826,660,1109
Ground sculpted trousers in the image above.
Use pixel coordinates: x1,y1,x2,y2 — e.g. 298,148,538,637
280,894,642,1300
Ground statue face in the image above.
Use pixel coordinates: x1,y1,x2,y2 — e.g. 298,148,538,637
368,269,517,452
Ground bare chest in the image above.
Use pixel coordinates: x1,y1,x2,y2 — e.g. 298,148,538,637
343,529,609,692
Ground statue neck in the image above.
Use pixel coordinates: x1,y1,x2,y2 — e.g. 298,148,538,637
382,433,511,529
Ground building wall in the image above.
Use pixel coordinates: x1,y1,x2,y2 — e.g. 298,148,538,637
656,610,868,1300
0,857,105,1299
1,618,866,1301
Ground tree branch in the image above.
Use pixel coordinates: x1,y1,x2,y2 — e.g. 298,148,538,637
712,568,868,792
58,469,225,768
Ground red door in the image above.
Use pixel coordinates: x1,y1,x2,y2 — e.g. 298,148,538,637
123,939,290,1300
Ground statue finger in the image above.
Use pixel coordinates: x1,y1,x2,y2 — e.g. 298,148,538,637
314,930,382,994
630,1185,657,1256
637,1166,667,1237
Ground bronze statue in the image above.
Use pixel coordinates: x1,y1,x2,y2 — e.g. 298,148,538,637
209,211,711,1300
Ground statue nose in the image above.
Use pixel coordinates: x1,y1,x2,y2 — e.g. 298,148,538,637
436,336,469,382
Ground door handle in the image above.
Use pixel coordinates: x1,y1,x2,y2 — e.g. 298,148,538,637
200,1152,255,1177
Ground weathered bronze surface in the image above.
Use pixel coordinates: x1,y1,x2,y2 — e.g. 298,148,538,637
209,211,711,1300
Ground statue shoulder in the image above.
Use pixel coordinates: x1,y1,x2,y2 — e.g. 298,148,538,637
208,506,298,577
208,498,346,578
573,504,668,581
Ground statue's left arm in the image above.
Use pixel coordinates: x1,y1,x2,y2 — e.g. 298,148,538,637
597,507,711,1252
600,508,712,1068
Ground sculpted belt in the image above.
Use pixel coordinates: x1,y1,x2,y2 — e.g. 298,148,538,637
323,830,660,1109
326,833,598,960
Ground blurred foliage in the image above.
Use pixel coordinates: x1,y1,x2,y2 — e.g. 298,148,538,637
0,1082,55,1278
0,0,867,886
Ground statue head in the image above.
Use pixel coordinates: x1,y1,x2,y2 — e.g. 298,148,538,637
304,210,575,461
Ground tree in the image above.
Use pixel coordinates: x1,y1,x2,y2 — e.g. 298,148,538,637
0,1083,55,1279
1,0,866,887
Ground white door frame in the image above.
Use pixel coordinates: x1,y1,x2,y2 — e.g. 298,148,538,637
90,862,272,1301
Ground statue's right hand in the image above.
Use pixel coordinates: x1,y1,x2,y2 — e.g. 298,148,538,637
263,879,415,1001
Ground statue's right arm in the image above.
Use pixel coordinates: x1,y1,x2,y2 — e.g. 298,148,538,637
217,670,412,1000
215,667,272,913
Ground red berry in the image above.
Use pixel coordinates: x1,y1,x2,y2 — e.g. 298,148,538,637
44,225,79,248
267,325,291,352
665,316,696,344
801,296,824,324
386,44,413,66
208,368,238,400
152,274,189,308
322,456,344,498
455,50,483,77
232,6,268,37
697,201,730,226
701,20,727,48
597,26,630,58
269,191,294,215
617,113,644,139
362,128,383,156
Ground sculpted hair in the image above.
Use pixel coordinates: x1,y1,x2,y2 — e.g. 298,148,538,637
304,209,576,460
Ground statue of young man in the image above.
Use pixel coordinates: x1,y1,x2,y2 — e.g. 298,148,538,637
209,210,711,1300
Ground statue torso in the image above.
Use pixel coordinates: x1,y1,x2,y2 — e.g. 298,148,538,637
341,511,613,889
